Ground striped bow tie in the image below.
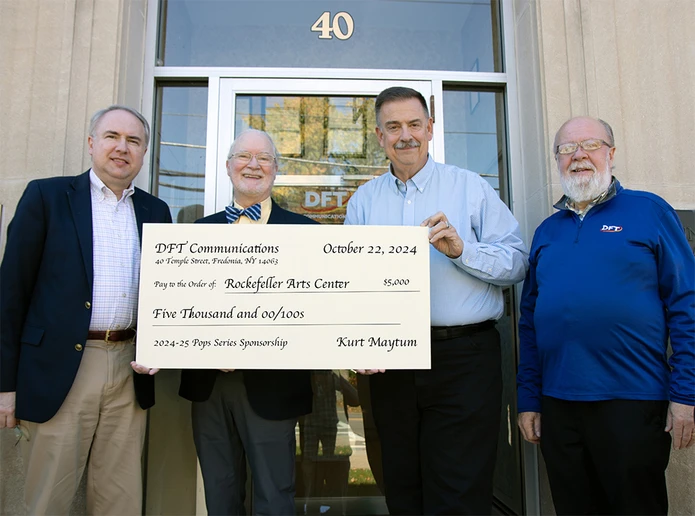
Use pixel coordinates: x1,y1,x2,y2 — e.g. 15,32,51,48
225,203,261,224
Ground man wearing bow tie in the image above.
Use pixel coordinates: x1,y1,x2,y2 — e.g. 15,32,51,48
178,129,315,515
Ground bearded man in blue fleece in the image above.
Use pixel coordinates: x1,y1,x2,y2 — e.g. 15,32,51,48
517,116,694,516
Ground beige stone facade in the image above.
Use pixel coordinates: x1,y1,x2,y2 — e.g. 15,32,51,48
514,0,695,241
0,0,148,236
1,0,693,514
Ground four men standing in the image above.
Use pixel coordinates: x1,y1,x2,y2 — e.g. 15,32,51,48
1,102,692,516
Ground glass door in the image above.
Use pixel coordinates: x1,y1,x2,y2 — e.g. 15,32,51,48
148,77,523,515
211,79,434,223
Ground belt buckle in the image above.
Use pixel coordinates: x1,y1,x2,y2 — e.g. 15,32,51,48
104,329,112,343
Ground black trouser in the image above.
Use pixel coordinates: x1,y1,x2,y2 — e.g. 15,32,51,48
369,326,502,515
191,372,298,516
540,397,671,515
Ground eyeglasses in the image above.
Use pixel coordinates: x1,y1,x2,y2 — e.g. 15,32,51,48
556,139,612,155
229,152,276,166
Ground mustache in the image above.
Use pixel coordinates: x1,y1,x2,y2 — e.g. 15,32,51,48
568,160,596,172
394,140,420,149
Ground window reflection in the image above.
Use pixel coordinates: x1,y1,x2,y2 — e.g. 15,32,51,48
235,94,388,224
272,186,359,225
442,91,521,511
153,85,208,223
326,98,368,158
159,0,502,72
235,95,387,178
443,89,506,199
296,370,386,515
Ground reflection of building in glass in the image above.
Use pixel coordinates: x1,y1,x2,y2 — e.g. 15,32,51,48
235,96,387,177
154,87,208,223
326,98,368,157
298,371,360,515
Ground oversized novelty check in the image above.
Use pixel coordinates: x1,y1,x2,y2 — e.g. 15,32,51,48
136,224,430,369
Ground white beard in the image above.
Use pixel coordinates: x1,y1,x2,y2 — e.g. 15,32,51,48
559,161,612,203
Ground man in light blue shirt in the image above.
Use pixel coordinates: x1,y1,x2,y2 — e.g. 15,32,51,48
345,87,528,515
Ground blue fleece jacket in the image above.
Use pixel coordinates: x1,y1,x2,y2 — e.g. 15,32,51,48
517,180,695,413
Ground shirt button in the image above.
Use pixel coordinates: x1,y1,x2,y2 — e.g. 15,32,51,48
85,301,91,309
407,200,412,204
75,344,83,351
122,293,126,298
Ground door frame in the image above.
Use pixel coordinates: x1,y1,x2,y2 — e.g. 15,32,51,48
207,78,435,214
141,0,537,512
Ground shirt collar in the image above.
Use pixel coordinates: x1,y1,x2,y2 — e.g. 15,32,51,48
389,155,436,195
554,176,618,215
231,195,273,224
89,169,135,201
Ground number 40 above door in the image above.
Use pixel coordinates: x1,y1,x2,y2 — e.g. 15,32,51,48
311,11,354,40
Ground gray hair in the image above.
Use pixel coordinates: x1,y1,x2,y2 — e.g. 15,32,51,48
89,105,150,147
597,118,615,147
227,129,279,159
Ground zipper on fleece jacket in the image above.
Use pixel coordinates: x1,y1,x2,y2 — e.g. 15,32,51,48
573,213,583,243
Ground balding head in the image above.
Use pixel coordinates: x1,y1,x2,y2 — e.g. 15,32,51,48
554,117,614,151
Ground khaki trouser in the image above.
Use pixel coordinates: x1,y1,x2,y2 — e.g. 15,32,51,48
21,339,146,515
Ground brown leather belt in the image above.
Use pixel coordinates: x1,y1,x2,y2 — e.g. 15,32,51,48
87,328,136,342
430,320,495,341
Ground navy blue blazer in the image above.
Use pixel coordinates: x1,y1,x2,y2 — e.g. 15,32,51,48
0,171,172,423
178,200,314,421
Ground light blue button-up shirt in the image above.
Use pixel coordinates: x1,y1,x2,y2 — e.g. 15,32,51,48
345,156,529,326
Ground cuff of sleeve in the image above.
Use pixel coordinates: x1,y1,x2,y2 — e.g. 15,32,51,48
670,393,695,406
454,240,477,266
0,376,17,393
517,398,542,414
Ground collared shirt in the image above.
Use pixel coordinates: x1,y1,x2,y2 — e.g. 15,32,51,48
89,169,140,331
555,177,618,219
230,196,272,225
345,156,528,326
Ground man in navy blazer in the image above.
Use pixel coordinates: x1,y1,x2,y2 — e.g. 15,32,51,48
179,129,314,515
0,105,171,515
